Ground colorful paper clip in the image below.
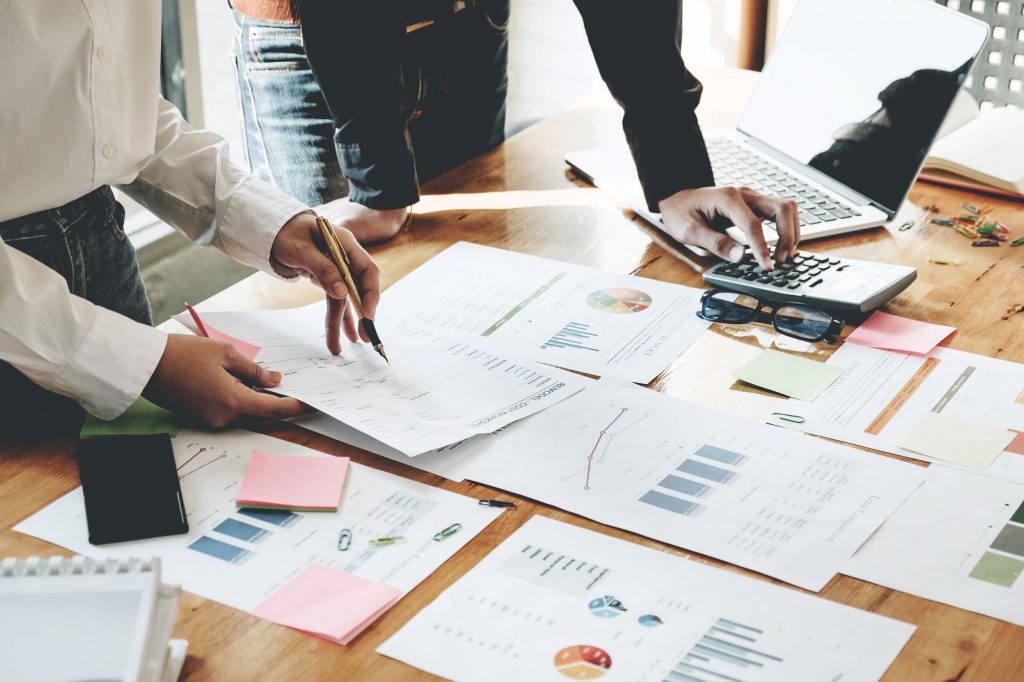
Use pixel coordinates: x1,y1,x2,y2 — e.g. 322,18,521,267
928,256,959,265
898,220,915,231
930,219,955,227
337,528,352,551
433,523,463,542
772,413,806,424
1011,236,1024,247
369,536,406,546
971,239,1000,247
960,202,980,213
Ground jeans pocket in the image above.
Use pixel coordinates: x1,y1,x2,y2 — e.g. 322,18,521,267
246,25,308,73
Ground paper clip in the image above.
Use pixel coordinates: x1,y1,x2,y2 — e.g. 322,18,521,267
954,225,977,238
928,256,959,265
369,536,406,546
975,223,999,235
971,239,1000,247
337,528,352,551
1011,236,1024,247
433,523,462,542
960,202,980,213
898,221,915,231
930,219,955,227
771,413,806,424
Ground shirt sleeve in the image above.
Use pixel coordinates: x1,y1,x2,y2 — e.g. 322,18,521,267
0,240,168,419
298,1,420,210
117,97,309,273
572,0,714,211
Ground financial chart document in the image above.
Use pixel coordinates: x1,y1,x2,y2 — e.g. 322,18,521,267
453,379,926,591
382,242,710,383
844,466,1024,626
378,516,915,682
191,304,587,456
767,344,1024,481
15,429,503,620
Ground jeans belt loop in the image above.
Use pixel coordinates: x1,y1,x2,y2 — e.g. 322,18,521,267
406,0,477,33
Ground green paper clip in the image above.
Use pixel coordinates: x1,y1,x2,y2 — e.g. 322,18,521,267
772,413,806,424
433,523,463,542
1011,236,1024,247
898,221,914,231
337,528,352,551
369,535,406,546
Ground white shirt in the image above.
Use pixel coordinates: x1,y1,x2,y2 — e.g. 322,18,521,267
0,1,307,419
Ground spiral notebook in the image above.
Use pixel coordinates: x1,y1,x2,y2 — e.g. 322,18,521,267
0,556,187,682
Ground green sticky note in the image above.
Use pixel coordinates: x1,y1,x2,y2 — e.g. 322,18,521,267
733,349,843,402
80,397,178,439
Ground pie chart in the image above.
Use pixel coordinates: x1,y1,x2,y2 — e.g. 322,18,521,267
588,595,627,618
587,288,653,314
554,645,613,679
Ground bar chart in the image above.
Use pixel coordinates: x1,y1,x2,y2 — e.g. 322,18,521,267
663,618,783,681
542,322,600,352
639,444,747,519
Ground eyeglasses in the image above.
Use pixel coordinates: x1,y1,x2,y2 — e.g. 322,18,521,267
696,289,844,343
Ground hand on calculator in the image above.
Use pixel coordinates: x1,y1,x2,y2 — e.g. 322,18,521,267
657,186,801,270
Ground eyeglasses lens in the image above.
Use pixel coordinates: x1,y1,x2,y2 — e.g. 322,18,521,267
775,305,832,340
703,292,760,323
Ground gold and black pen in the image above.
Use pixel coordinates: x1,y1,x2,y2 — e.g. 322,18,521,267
315,215,389,363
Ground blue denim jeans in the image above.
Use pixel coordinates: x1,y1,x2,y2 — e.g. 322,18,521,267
0,187,151,432
232,5,509,207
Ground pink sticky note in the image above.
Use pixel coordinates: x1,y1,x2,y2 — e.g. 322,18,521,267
251,564,400,645
846,311,955,355
237,450,349,511
186,303,261,361
1006,430,1024,456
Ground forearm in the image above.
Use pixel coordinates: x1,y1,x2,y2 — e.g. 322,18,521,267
573,0,714,210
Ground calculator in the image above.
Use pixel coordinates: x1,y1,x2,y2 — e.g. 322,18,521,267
702,249,917,313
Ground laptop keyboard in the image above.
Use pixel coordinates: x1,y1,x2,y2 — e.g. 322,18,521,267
708,138,862,227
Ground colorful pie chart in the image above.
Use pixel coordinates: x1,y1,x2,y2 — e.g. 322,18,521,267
554,645,613,680
588,595,627,618
587,288,653,314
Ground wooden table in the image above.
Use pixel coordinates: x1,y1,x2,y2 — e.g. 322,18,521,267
3,66,1023,681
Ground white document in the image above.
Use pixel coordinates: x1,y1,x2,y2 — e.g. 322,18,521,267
766,343,1024,480
379,516,915,682
191,303,587,455
289,411,487,482
15,429,503,628
449,378,926,591
844,466,1024,625
382,242,710,383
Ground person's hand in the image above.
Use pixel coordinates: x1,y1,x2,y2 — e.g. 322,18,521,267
657,186,800,270
144,334,309,428
316,198,409,244
270,212,382,354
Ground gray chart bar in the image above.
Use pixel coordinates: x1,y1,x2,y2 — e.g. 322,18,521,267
639,490,704,517
678,459,739,485
694,444,747,466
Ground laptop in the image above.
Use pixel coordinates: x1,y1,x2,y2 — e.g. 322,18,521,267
565,0,990,258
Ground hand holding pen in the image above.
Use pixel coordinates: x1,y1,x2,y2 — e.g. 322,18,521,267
315,216,389,362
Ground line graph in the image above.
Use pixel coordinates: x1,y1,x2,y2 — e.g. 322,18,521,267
178,447,228,480
584,409,629,490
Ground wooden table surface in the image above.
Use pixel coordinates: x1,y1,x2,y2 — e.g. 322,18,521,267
3,66,1024,681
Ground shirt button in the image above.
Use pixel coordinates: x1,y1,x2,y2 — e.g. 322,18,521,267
96,45,106,60
102,144,115,159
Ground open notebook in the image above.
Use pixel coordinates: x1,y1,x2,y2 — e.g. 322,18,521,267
920,92,1024,199
0,556,187,682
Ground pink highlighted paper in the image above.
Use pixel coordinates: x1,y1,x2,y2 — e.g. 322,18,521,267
237,450,350,511
186,303,261,360
251,564,400,645
846,310,955,355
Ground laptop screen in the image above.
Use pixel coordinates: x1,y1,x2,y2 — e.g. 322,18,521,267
737,0,988,214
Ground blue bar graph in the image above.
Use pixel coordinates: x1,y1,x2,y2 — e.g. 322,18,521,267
541,322,600,352
658,475,712,498
639,490,704,517
678,459,739,485
664,618,782,682
188,536,253,564
214,518,269,544
694,444,747,466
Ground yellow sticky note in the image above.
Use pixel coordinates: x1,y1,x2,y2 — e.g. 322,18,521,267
733,349,843,402
898,413,1016,469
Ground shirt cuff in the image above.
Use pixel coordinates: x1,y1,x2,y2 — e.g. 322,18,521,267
52,307,168,420
218,174,310,275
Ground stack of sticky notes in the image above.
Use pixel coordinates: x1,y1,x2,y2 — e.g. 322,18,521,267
846,310,955,356
80,397,178,439
237,450,350,511
733,349,843,402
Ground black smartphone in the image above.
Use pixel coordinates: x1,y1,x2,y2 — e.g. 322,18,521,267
76,434,189,545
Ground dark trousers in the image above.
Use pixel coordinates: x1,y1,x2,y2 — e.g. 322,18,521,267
0,187,152,434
